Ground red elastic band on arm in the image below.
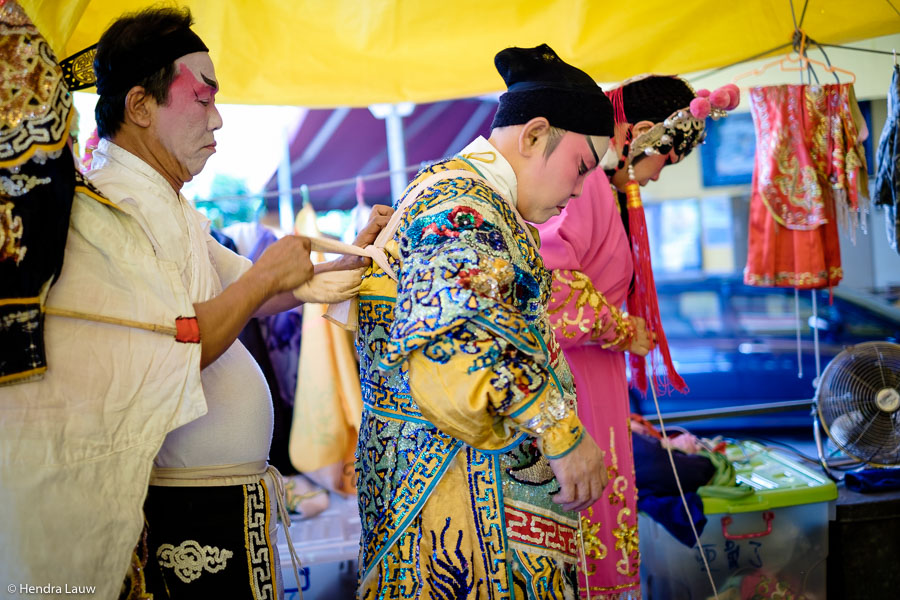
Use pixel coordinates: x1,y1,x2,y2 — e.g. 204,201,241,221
175,316,201,344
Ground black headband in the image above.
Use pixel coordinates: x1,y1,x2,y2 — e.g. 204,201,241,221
60,26,208,95
586,135,600,165
507,80,596,94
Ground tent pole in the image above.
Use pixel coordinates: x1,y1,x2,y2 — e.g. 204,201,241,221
371,102,415,202
277,124,294,232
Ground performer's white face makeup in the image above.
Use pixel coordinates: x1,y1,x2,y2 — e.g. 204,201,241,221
154,52,222,180
518,130,607,223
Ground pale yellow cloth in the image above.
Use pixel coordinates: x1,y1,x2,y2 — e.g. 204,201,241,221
288,205,363,495
292,266,365,304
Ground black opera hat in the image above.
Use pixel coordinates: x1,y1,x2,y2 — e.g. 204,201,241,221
491,43,614,137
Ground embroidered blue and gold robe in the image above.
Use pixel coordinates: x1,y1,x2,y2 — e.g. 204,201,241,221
355,139,588,600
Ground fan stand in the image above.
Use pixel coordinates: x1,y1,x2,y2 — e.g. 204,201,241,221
813,411,874,482
813,411,842,481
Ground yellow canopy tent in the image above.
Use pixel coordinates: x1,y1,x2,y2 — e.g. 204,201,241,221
21,0,900,107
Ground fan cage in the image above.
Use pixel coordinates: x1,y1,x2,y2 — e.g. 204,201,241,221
816,341,900,467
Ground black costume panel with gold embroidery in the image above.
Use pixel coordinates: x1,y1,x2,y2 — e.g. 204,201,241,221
0,0,75,385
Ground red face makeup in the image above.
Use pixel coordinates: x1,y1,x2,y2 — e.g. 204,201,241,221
154,52,222,179
518,132,609,224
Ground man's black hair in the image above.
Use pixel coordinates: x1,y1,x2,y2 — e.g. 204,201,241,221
94,7,195,139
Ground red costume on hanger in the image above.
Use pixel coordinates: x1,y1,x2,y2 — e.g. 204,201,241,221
745,83,868,289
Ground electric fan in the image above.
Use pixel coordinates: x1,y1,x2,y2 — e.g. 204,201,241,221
813,341,900,480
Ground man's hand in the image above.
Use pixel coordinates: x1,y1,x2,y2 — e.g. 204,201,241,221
627,316,656,356
252,235,314,295
548,433,608,513
354,204,394,247
329,204,394,271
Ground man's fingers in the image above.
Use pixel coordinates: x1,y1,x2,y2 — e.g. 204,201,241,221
568,472,604,513
562,485,593,513
359,218,388,235
553,481,593,513
550,481,575,506
367,211,391,223
293,234,312,250
355,212,392,242
567,458,608,513
362,205,393,227
342,256,371,269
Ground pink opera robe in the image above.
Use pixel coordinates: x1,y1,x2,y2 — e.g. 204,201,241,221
536,170,641,600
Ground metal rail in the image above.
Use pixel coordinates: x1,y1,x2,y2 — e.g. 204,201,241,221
642,399,813,424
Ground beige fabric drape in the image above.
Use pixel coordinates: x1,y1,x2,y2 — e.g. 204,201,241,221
288,204,362,494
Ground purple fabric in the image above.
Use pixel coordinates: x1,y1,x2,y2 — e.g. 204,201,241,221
263,99,496,211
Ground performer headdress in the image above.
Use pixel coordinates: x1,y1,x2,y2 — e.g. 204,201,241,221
626,77,739,158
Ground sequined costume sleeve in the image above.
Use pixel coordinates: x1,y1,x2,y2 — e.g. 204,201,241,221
548,268,635,350
538,173,636,351
379,179,584,459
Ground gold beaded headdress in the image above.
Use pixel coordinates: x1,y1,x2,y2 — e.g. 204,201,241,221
624,76,740,158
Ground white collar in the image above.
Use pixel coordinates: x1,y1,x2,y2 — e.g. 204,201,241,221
91,139,179,201
456,136,518,207
89,138,198,274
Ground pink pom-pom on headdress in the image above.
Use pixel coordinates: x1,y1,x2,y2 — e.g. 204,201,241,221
721,83,741,110
709,88,730,109
696,88,711,98
690,97,711,119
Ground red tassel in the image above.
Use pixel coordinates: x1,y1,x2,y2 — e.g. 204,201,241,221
624,177,688,395
606,87,632,168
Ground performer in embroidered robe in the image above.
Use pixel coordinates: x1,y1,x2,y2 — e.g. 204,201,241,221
536,75,736,599
354,44,614,599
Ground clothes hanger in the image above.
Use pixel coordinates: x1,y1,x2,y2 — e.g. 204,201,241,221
732,31,856,84
300,183,310,207
355,175,367,207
